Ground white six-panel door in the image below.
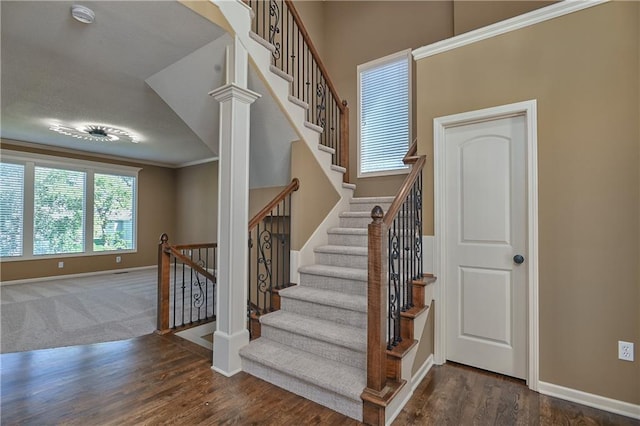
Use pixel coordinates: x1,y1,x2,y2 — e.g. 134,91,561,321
444,115,527,379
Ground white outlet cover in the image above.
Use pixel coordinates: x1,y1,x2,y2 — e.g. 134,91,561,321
618,341,634,362
58,261,64,268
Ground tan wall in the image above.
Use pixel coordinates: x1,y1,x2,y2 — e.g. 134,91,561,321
453,0,556,35
416,2,639,404
323,1,454,197
175,161,218,245
0,141,176,282
291,140,339,250
293,0,325,60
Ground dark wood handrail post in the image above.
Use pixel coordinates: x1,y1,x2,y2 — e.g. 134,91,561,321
156,233,171,335
362,206,388,424
340,100,350,183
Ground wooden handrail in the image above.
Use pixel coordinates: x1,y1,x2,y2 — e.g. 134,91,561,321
402,138,418,163
172,242,218,250
383,155,426,228
248,178,300,230
283,0,346,114
165,246,217,283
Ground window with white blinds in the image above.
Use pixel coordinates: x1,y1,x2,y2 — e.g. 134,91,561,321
0,162,25,257
0,152,139,260
358,50,411,177
34,166,86,255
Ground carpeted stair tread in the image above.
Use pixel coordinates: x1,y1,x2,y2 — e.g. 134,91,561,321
339,211,374,218
327,227,368,235
260,310,365,351
240,338,366,401
279,286,366,313
298,264,367,281
314,245,368,256
350,196,395,204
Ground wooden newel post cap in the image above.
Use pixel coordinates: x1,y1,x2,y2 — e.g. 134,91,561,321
371,206,384,222
160,233,169,244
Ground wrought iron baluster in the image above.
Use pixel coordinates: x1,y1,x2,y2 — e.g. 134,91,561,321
172,257,177,328
269,0,281,61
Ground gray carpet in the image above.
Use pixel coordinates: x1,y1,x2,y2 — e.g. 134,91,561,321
1,269,158,353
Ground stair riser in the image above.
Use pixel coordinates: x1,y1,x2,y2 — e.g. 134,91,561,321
327,233,368,247
261,324,365,370
299,273,367,297
349,202,392,213
339,217,372,228
241,358,363,421
280,297,367,329
315,252,368,269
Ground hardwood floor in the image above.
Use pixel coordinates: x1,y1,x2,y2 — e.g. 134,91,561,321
1,335,637,425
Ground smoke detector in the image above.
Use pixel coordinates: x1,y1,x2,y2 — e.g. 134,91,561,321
71,5,95,24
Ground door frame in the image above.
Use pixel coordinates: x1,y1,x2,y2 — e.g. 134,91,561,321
433,100,539,390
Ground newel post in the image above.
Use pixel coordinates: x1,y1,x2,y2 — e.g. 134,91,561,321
361,206,388,425
340,100,350,183
156,233,171,335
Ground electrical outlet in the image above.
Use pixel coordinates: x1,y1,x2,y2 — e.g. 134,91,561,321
618,341,634,362
115,256,121,264
58,261,64,269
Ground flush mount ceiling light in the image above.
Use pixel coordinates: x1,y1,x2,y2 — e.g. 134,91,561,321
49,122,140,144
71,5,95,24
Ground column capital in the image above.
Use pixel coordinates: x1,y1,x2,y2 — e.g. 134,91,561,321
209,83,261,104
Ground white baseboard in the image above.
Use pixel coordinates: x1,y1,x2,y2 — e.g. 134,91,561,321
412,353,435,392
0,265,156,286
538,381,640,420
385,354,435,426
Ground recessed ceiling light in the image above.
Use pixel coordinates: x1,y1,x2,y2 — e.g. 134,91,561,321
49,122,140,144
71,5,95,24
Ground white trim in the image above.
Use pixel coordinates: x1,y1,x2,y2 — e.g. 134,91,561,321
412,0,608,60
433,100,539,390
538,381,640,420
1,149,141,176
411,353,435,392
422,235,435,274
0,265,156,286
386,354,435,426
177,156,218,168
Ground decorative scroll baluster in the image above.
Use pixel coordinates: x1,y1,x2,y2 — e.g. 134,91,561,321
156,235,217,333
363,141,426,422
247,178,299,339
244,0,351,183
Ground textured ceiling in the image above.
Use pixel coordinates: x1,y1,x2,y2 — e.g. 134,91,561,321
1,1,228,166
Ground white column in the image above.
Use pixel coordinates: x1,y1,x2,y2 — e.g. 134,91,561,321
209,37,260,377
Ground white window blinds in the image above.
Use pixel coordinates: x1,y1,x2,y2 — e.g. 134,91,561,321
358,51,410,176
33,166,86,255
0,162,25,257
93,173,135,251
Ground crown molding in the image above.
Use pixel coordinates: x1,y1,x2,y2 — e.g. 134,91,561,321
412,0,609,61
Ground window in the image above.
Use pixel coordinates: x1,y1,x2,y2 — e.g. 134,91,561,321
358,50,411,177
0,151,139,260
0,162,25,257
93,173,135,252
34,166,86,255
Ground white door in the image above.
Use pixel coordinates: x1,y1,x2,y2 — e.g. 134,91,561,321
444,115,527,379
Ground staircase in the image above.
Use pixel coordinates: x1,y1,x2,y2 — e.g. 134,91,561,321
240,196,394,421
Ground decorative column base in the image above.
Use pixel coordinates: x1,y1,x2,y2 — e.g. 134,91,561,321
212,329,251,377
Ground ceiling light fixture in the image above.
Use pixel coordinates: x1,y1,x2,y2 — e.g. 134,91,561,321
49,122,140,144
71,5,95,24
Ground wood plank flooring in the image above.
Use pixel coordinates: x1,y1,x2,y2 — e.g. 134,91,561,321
1,334,637,425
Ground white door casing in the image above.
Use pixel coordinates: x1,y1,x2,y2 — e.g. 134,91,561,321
433,100,539,389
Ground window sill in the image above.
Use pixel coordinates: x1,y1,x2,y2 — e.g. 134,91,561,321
1,249,138,263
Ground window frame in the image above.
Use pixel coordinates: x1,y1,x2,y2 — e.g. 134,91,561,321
0,150,140,262
357,49,413,179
